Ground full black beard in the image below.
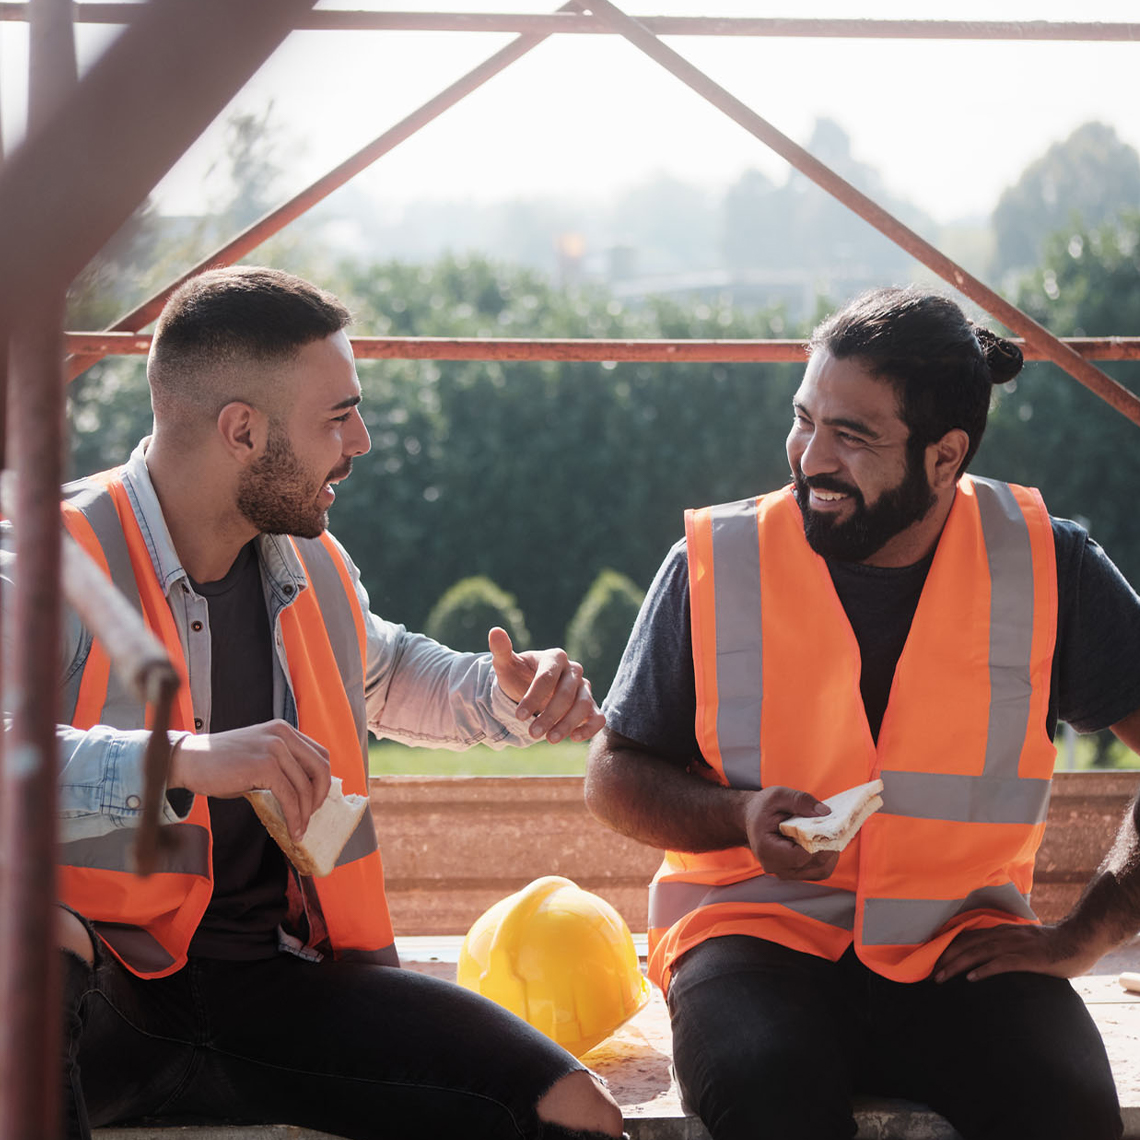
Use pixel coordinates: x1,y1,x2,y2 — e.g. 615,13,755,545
792,451,936,563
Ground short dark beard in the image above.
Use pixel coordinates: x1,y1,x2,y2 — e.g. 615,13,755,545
792,444,936,563
236,425,329,539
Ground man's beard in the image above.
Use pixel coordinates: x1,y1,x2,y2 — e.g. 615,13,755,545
237,426,348,539
791,448,936,563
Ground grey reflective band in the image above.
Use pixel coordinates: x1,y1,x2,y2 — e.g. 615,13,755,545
336,805,379,868
973,478,1037,782
650,874,855,933
93,922,177,972
706,499,764,791
340,942,400,968
879,771,1051,825
861,883,1035,946
293,537,369,768
61,481,146,730
59,823,210,875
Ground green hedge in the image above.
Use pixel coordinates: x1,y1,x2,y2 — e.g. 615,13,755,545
424,575,531,654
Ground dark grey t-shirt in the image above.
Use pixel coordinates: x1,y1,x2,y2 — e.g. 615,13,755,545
603,515,1140,765
186,540,284,960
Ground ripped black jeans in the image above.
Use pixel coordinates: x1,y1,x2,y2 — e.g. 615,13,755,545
62,934,587,1140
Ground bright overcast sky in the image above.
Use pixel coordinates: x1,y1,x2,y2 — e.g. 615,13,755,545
2,0,1139,224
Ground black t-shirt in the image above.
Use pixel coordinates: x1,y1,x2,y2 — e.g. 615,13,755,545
603,515,1140,765
186,540,285,960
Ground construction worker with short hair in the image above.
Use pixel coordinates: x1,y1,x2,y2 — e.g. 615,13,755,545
11,266,625,1140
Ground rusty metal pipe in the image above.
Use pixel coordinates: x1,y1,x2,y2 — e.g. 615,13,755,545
66,1,579,381
585,0,1140,429
1,308,66,1140
0,1,75,1133
2,7,1139,41
61,331,1140,365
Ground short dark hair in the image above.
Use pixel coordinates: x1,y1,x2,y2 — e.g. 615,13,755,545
809,287,1023,476
148,266,351,419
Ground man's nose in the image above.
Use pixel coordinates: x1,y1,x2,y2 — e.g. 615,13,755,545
797,431,837,478
348,408,371,457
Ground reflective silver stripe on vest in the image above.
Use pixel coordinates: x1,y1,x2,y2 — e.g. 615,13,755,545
861,882,1035,946
336,805,379,869
58,823,210,874
878,478,1048,827
61,480,146,730
708,499,764,790
975,478,1036,781
878,771,1051,825
293,537,369,769
650,874,855,933
93,922,177,973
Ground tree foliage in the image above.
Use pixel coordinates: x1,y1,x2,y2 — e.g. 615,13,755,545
329,253,799,645
991,122,1140,281
423,576,531,654
978,209,1140,589
565,569,645,702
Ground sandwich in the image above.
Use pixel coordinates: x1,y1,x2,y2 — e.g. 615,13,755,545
778,778,884,854
245,775,369,877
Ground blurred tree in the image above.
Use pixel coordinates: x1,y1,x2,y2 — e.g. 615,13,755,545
978,209,1140,594
336,252,799,645
565,569,645,702
67,104,309,480
424,576,531,654
990,122,1140,282
720,119,932,287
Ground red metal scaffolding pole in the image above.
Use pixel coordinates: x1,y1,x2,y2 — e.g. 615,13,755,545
0,1,74,1132
61,331,1140,364
0,3,321,1136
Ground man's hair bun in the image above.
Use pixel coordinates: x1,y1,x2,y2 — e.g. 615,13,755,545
974,326,1024,385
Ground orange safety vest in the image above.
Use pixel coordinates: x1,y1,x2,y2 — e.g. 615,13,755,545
57,468,396,978
647,475,1058,989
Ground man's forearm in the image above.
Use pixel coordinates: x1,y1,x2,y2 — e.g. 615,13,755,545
1057,792,1140,960
584,732,751,853
1059,709,1140,957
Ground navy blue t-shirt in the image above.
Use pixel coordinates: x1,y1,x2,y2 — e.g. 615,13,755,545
603,514,1140,764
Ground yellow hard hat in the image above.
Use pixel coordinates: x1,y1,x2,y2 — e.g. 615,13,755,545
457,875,651,1057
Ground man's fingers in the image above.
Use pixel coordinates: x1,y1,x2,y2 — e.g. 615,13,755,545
524,655,582,739
512,650,567,729
267,723,332,839
568,707,607,743
537,677,603,743
487,626,515,665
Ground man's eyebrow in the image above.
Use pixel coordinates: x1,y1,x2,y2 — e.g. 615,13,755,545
330,394,362,411
823,414,880,439
794,401,880,439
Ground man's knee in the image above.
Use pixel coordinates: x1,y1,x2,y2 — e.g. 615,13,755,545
57,907,96,965
535,1069,624,1138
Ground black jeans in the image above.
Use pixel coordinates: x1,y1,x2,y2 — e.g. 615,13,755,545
62,939,585,1140
666,935,1123,1140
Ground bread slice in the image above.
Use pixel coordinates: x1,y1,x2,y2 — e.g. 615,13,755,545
245,775,369,878
778,778,884,854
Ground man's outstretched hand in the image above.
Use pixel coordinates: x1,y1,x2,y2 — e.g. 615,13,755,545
488,627,605,744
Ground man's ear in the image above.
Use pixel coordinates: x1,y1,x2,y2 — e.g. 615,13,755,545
925,428,970,491
216,401,267,464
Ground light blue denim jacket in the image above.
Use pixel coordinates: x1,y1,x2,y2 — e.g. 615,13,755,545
9,440,534,842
